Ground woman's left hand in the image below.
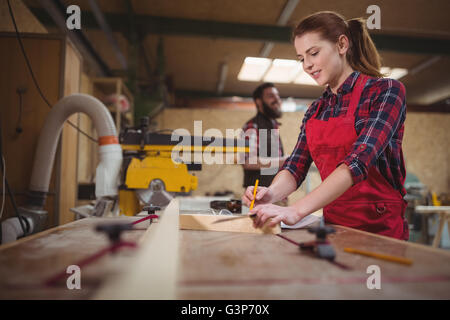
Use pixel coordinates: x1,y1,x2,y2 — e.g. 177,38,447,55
250,204,303,228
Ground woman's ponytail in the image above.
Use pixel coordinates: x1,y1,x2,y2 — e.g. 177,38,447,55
346,18,383,77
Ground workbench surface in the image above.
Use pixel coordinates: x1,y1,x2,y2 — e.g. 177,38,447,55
177,227,450,299
1,216,449,299
0,217,146,299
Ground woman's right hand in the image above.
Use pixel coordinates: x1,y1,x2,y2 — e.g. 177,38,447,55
242,186,274,207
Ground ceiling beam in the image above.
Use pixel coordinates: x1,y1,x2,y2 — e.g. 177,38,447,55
30,7,450,56
407,103,450,113
216,62,228,95
174,89,317,100
260,0,300,57
175,90,450,113
87,0,127,69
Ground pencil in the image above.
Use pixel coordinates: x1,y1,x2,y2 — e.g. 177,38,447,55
344,247,413,266
249,179,259,211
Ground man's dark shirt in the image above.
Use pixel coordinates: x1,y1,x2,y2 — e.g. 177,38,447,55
242,112,284,187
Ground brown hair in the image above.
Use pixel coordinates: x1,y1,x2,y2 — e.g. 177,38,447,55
252,82,275,102
292,11,383,78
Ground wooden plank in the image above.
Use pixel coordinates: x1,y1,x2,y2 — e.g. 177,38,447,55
179,213,281,234
93,199,180,299
58,40,82,225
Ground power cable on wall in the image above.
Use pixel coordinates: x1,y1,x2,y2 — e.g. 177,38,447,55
6,0,98,143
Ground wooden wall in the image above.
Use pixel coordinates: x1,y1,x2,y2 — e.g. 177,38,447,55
0,34,60,227
0,33,81,228
403,113,450,195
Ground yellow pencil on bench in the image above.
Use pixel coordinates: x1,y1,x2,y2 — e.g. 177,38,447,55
344,247,413,265
249,179,259,211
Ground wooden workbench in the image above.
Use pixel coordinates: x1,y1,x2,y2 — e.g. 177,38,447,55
1,207,450,299
177,227,450,299
0,216,147,299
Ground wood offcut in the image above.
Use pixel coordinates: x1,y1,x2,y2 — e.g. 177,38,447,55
179,213,281,234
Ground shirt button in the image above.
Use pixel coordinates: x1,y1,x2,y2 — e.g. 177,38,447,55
352,153,357,158
359,144,367,150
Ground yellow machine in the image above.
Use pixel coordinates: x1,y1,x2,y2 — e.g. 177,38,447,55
118,119,248,216
124,151,198,192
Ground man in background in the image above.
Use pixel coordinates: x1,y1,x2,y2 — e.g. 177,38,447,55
242,82,288,189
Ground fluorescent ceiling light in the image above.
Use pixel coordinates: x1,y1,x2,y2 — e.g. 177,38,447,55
263,59,302,83
293,69,318,86
381,67,408,80
237,57,319,85
237,57,272,81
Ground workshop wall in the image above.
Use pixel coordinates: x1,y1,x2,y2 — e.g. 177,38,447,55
0,34,59,227
403,113,450,195
0,32,82,229
0,1,87,225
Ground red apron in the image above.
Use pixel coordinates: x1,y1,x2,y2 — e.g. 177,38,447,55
305,74,409,240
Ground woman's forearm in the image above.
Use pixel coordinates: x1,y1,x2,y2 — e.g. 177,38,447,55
267,169,298,202
292,163,354,217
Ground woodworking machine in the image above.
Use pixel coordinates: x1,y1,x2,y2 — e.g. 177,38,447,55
118,118,249,216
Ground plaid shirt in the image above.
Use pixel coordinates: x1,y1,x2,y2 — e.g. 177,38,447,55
281,71,407,196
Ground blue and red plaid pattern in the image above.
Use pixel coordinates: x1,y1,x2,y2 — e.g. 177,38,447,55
281,71,407,196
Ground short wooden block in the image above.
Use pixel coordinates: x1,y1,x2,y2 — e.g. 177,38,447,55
179,214,281,234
